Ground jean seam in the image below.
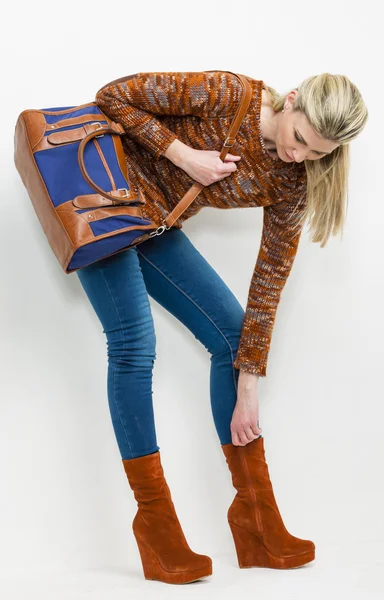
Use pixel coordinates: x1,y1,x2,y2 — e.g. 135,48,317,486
136,249,239,396
98,266,134,458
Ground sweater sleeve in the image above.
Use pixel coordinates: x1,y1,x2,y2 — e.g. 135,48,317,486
233,186,307,377
95,71,244,159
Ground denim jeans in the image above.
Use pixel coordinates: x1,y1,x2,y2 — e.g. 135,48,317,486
76,227,260,459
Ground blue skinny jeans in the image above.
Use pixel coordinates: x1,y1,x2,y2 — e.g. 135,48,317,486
76,227,260,460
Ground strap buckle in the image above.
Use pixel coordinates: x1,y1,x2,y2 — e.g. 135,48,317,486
93,122,105,138
149,223,171,237
223,136,235,147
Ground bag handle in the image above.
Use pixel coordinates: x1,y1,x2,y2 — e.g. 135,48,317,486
78,125,142,204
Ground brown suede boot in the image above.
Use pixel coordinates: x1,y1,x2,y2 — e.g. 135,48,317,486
122,450,212,584
221,437,315,569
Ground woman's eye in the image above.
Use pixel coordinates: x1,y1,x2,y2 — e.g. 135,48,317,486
295,132,325,157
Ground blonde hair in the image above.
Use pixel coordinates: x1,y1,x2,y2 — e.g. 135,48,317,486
263,74,369,247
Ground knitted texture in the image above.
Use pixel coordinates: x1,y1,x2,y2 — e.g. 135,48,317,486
95,71,307,377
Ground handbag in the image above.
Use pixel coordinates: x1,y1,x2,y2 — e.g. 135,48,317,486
14,70,252,274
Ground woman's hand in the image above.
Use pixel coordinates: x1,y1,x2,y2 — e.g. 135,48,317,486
180,148,241,186
230,371,263,446
164,139,241,186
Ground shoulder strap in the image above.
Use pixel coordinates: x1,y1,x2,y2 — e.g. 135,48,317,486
162,71,253,229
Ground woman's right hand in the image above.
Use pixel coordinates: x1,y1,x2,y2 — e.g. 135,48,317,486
180,148,242,186
164,140,241,186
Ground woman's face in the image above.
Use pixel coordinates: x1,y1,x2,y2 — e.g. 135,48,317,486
277,91,340,163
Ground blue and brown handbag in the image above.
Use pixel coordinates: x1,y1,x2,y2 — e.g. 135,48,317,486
13,72,252,274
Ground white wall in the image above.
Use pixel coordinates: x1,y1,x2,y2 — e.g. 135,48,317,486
1,0,382,579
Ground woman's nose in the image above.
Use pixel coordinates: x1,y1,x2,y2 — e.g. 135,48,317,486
292,149,308,163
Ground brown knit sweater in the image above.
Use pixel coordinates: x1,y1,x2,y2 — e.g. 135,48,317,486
95,71,307,377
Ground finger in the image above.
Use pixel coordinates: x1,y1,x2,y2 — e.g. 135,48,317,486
244,427,258,442
231,430,241,446
219,163,238,175
224,154,241,161
238,431,250,445
222,159,240,167
251,423,262,436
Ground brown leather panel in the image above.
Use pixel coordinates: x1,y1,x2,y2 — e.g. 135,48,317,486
33,135,64,153
109,121,125,134
14,115,74,268
72,194,107,209
19,111,46,150
56,197,152,244
72,190,138,208
46,123,102,146
72,193,113,208
112,134,130,181
46,114,108,131
56,194,143,221
55,207,94,246
58,205,156,250
76,205,143,222
137,189,147,204
33,121,125,153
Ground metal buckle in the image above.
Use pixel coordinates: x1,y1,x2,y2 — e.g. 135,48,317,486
223,136,235,147
93,122,105,138
117,188,129,197
149,223,171,237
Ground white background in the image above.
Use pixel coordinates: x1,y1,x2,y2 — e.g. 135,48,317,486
1,0,383,598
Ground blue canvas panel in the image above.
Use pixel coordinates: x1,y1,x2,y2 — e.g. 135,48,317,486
88,215,152,237
67,226,154,271
35,141,114,206
93,135,128,190
43,105,103,124
40,106,76,112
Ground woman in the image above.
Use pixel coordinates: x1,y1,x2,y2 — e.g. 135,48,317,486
75,71,368,584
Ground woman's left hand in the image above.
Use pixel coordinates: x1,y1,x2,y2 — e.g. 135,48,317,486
230,373,262,446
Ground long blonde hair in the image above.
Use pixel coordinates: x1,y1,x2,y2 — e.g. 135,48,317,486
263,74,369,247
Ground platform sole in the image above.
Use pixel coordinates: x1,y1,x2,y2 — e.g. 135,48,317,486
229,521,315,569
134,534,213,584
